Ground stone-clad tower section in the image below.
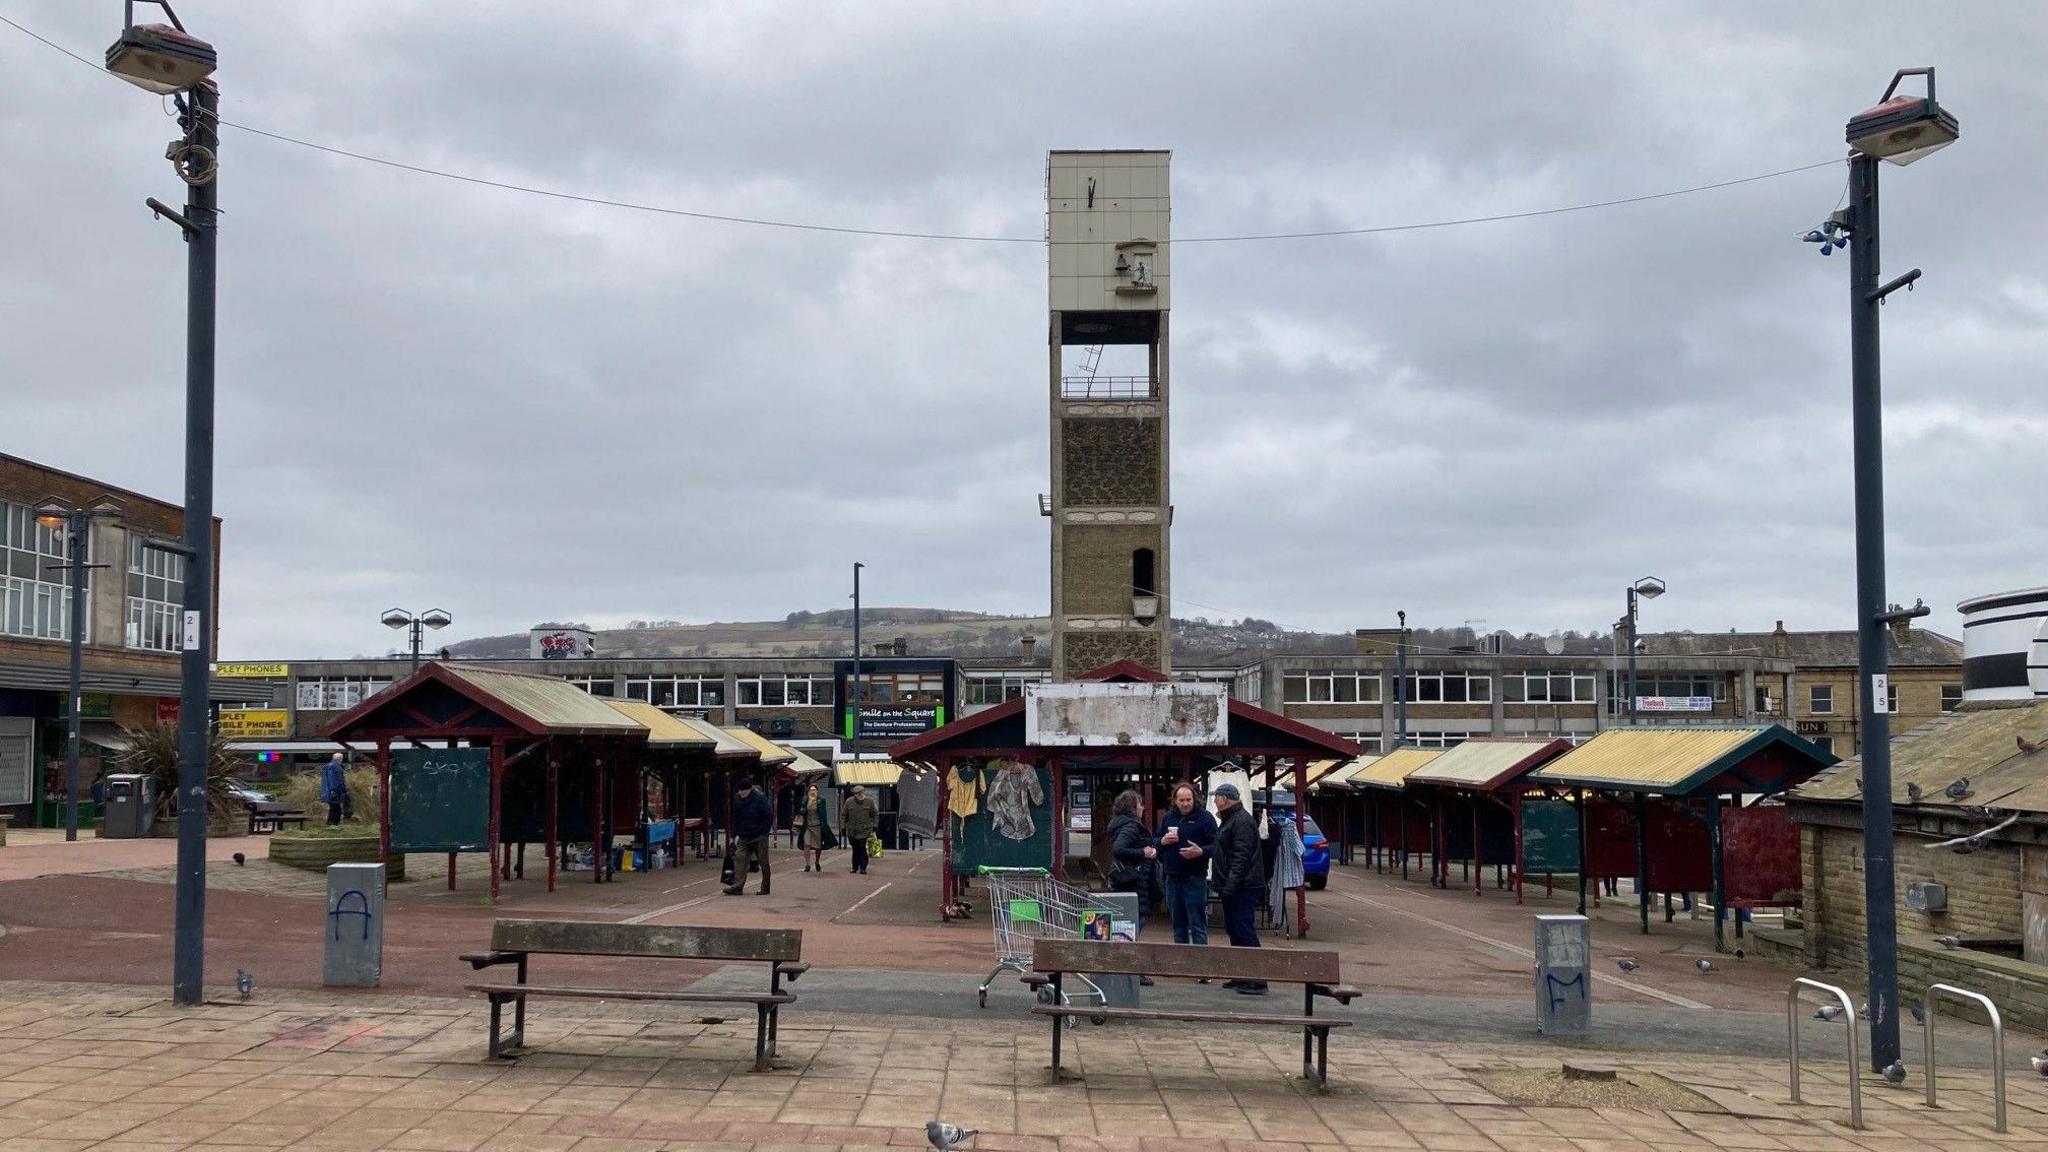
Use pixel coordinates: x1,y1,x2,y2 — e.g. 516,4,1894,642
1046,150,1171,681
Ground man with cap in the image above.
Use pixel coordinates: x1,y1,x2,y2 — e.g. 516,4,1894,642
1209,782,1268,994
725,777,775,896
840,783,879,875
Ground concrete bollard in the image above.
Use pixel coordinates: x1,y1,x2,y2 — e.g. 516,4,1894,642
323,862,385,987
1535,914,1590,1036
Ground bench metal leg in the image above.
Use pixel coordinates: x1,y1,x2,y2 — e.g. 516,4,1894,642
487,996,501,1059
512,958,528,1049
1049,972,1064,1078
752,1003,771,1073
1315,1026,1330,1089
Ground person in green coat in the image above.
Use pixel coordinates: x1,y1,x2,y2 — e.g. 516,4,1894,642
840,784,879,875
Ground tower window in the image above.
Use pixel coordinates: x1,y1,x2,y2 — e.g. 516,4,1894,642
1132,548,1155,597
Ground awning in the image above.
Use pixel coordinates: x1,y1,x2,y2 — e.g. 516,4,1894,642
782,747,832,777
605,700,718,749
1350,748,1443,790
1405,738,1572,793
224,740,421,753
443,666,644,735
1316,756,1381,790
721,726,796,766
835,761,906,787
1530,725,1836,796
671,715,754,756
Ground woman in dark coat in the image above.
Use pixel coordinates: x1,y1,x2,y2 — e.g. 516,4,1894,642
1106,789,1157,934
792,782,836,872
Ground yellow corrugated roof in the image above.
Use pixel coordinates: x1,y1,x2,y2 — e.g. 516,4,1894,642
444,666,645,734
1530,726,1774,792
1407,739,1569,791
835,761,906,787
1351,748,1442,789
1326,755,1381,786
721,726,795,765
783,747,832,777
604,700,718,748
671,716,753,756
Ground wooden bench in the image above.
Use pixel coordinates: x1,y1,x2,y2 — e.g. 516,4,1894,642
460,919,807,1071
1024,939,1357,1087
249,809,307,834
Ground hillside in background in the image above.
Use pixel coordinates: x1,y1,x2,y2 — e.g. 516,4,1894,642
444,609,1622,665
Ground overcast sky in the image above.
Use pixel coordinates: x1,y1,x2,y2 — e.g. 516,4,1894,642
4,3,2044,659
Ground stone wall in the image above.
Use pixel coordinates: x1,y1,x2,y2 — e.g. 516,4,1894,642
1802,822,2024,970
1060,417,1159,506
1061,632,1162,679
1059,525,1162,616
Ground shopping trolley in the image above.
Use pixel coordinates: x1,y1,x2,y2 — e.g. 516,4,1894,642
976,866,1116,1012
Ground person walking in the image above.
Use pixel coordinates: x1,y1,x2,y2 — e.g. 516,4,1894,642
841,784,879,875
1105,790,1156,933
724,778,775,896
1154,782,1217,946
1211,783,1268,994
320,753,348,826
792,782,835,873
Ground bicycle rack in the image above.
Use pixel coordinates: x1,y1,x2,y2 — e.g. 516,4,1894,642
1922,983,2006,1133
1788,977,1862,1129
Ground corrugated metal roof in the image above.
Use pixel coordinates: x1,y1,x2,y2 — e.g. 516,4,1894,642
604,700,718,748
722,726,795,765
1529,726,1777,792
835,761,906,787
783,747,832,777
1407,738,1571,792
1795,700,2048,812
1321,755,1381,788
1351,748,1442,790
671,715,754,756
445,666,645,734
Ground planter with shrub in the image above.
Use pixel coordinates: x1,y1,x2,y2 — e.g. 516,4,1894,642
269,824,404,880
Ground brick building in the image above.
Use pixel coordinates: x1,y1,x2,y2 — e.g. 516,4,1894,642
0,453,264,826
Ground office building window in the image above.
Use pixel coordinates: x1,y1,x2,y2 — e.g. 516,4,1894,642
567,676,615,698
1339,732,1383,753
967,672,1046,705
737,675,832,707
1811,736,1835,757
124,535,183,652
1282,672,1382,705
1398,730,1471,749
625,675,725,708
2,500,81,642
1941,684,1962,712
1810,684,1833,715
1503,671,1596,704
1400,673,1490,704
852,671,946,705
294,677,393,711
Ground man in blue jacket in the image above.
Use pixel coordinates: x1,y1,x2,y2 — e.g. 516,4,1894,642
1154,781,1218,945
725,778,775,896
320,753,348,826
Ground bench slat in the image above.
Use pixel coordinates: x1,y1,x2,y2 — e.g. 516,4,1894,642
467,983,792,1005
1033,1006,1349,1028
489,919,801,962
1032,939,1340,984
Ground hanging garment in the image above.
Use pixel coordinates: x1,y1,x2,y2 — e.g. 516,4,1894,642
1269,815,1307,902
985,761,1044,842
947,763,983,819
896,766,941,838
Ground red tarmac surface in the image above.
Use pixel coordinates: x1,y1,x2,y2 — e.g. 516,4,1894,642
0,832,1798,1012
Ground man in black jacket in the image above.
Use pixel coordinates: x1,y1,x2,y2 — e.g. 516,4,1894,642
725,778,775,896
1210,783,1268,994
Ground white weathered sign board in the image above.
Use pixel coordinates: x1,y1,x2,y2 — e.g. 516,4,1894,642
1024,682,1228,747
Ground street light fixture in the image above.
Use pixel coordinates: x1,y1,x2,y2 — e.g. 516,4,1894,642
33,497,125,844
382,608,453,672
1624,577,1666,725
1838,66,1959,1076
104,8,216,94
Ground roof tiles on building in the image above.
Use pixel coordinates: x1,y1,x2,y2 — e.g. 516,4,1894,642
1794,700,2048,813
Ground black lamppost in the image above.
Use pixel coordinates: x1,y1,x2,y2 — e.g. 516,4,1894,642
1832,67,1959,1074
32,498,124,842
1393,610,1409,748
1623,577,1665,725
850,562,865,765
381,608,453,672
104,0,219,1009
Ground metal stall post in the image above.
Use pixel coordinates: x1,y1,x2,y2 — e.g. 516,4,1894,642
1634,791,1650,935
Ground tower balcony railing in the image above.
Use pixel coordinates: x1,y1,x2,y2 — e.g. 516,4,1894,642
1059,375,1156,400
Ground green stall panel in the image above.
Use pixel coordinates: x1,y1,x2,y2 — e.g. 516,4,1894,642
389,747,490,854
1520,799,1580,874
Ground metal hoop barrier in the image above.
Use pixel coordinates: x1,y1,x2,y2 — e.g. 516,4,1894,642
1922,983,2006,1133
1788,977,1863,1130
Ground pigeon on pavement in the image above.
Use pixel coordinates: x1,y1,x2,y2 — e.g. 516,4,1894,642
235,970,253,1000
1694,958,1718,975
1936,935,1962,950
1813,1005,1845,1022
1615,958,1640,973
1882,1060,1907,1085
2030,1055,2048,1078
927,1120,979,1150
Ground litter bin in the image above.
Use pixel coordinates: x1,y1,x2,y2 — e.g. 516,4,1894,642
101,773,156,839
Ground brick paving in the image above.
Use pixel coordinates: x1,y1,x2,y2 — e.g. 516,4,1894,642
0,981,2035,1151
